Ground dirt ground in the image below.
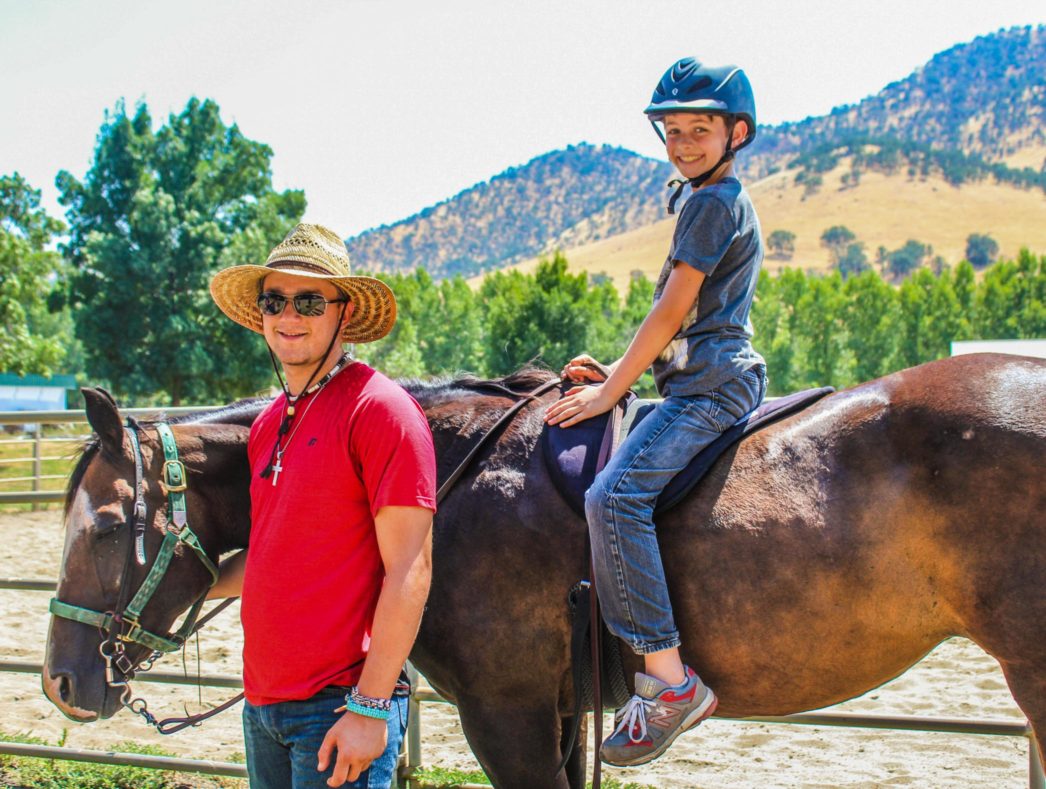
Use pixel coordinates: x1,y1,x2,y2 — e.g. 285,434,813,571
1,509,1036,788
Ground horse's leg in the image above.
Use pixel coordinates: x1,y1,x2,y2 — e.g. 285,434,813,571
455,695,571,789
995,659,1046,766
559,713,587,789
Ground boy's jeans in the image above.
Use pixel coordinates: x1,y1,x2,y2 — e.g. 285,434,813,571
243,686,408,789
585,366,766,655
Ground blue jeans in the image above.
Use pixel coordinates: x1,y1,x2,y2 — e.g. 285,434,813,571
585,366,766,655
243,686,408,789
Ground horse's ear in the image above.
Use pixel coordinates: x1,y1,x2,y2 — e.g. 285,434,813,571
82,387,124,454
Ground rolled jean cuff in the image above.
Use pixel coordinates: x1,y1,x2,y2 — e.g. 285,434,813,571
631,635,682,656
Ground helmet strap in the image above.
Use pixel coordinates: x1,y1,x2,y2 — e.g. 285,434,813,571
666,149,736,214
665,115,739,214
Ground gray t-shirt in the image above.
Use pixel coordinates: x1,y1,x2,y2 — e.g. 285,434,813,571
651,177,765,397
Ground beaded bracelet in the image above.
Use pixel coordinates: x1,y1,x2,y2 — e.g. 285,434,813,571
345,698,390,720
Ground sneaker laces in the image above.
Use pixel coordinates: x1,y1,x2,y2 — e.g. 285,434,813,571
611,694,656,743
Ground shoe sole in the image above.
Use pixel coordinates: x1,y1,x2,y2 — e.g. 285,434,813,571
601,688,719,767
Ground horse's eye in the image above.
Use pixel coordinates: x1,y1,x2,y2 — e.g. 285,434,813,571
94,522,123,540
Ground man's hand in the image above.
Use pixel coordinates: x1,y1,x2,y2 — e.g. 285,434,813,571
544,384,615,427
317,712,388,787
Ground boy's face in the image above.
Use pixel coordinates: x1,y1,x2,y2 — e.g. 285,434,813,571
663,113,745,181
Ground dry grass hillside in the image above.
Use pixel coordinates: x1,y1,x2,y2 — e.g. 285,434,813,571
491,154,1046,294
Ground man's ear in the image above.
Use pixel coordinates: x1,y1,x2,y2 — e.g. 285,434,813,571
341,300,356,329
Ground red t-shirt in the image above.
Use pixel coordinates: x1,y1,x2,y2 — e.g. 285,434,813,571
242,362,436,705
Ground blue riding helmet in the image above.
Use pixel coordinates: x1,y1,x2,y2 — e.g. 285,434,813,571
644,57,757,150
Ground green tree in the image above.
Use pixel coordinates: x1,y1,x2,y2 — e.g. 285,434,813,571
820,225,856,267
843,270,898,384
57,99,305,404
974,249,1046,340
480,254,577,374
618,273,657,395
794,272,847,386
751,267,806,394
766,229,796,260
0,174,72,375
965,233,999,268
362,270,484,377
836,242,871,279
892,265,968,364
885,239,931,279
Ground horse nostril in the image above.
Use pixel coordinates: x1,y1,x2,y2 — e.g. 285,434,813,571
57,673,74,704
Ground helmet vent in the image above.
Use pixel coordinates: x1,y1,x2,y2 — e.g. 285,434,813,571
687,76,713,95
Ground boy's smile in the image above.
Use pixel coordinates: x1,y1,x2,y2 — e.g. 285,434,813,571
663,112,743,183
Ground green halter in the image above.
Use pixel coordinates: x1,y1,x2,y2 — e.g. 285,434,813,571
49,422,219,657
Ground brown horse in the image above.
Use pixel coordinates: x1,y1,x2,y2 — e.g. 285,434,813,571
43,353,1045,787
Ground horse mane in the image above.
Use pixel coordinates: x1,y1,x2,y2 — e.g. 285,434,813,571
62,367,558,515
63,397,271,517
399,365,558,405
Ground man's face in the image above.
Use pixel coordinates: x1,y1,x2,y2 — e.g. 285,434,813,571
663,113,743,180
259,272,353,369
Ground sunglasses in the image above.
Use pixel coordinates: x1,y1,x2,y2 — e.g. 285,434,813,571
256,292,348,317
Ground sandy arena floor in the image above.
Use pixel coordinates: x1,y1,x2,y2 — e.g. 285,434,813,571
0,509,1036,788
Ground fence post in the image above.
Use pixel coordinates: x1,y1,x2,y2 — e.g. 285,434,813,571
32,423,43,512
405,662,422,788
1031,735,1044,789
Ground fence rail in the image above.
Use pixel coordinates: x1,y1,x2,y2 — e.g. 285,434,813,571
1,409,1044,787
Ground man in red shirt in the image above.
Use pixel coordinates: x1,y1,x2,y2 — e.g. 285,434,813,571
208,223,436,789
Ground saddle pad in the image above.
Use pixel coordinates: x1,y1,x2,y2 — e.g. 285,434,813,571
542,386,835,518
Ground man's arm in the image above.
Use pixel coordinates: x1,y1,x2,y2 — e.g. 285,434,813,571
206,549,247,599
318,504,433,786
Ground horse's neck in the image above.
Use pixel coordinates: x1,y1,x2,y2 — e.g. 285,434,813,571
192,430,252,553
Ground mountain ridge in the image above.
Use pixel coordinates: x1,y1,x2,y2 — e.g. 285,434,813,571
346,25,1046,280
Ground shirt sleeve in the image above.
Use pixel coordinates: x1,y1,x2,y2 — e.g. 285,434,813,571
351,383,438,518
671,193,739,276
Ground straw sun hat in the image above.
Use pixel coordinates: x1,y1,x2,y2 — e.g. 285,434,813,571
209,223,397,344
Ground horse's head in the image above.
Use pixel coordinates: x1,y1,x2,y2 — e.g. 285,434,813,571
43,388,252,721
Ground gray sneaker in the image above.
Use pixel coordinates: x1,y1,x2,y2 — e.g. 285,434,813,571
599,666,717,767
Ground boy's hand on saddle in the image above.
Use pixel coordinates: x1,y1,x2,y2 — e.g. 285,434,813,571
544,383,614,427
317,713,388,786
561,354,610,384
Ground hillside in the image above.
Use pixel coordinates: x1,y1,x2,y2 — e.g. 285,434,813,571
347,25,1045,280
346,144,673,279
741,25,1046,178
499,160,1046,294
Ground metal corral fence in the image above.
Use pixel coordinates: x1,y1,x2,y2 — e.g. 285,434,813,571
1,408,1043,788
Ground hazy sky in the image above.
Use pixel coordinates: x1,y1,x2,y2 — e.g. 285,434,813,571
2,0,1043,237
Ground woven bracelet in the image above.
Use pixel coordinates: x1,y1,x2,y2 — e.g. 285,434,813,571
350,686,393,712
345,698,390,720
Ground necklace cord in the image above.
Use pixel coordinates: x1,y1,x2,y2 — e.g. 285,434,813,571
261,302,349,478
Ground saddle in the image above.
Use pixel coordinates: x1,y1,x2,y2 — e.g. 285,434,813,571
543,385,835,518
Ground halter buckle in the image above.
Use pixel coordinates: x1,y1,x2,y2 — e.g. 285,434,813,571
160,460,188,493
116,614,141,643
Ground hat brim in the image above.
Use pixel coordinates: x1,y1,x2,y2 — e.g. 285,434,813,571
210,265,397,344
